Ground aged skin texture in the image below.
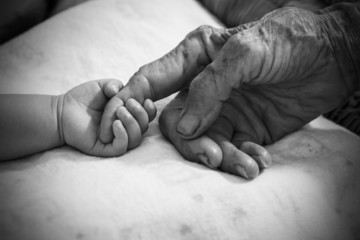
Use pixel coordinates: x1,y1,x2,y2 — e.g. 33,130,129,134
100,3,359,179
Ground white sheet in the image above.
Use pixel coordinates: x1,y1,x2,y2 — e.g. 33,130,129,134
0,0,359,239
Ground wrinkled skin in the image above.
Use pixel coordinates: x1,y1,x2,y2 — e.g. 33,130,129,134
100,7,354,178
161,8,352,178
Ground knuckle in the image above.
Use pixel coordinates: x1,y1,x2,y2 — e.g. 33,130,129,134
186,25,213,41
196,25,213,33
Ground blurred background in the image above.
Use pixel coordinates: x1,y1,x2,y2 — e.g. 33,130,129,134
0,0,89,44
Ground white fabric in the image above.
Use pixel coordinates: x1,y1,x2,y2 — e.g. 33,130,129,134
0,0,359,239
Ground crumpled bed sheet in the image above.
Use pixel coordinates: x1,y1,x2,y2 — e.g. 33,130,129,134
0,0,359,240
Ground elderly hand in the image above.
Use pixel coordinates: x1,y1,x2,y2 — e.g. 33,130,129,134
161,7,357,179
99,6,357,178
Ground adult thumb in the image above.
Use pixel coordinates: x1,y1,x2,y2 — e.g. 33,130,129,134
176,58,238,139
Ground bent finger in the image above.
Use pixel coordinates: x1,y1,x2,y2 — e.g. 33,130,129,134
176,33,262,139
125,98,149,134
159,97,222,169
237,141,272,169
206,118,259,179
143,99,157,122
99,97,124,143
216,136,260,179
116,106,142,150
116,25,230,107
100,120,128,157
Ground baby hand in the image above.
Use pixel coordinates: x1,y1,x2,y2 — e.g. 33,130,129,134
99,75,157,149
60,78,151,157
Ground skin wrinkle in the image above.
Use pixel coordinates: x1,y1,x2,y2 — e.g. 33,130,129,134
206,64,225,101
227,92,263,143
253,88,298,143
262,38,278,85
270,30,295,83
332,10,358,83
210,115,234,140
220,101,250,142
318,4,360,91
149,4,360,178
240,89,275,144
239,90,271,142
199,26,217,60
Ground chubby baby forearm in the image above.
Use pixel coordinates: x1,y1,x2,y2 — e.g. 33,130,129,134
0,95,63,161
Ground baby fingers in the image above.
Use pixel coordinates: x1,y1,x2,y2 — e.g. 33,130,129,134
96,120,128,157
143,99,157,122
125,98,157,134
100,97,124,144
116,106,142,149
125,98,149,133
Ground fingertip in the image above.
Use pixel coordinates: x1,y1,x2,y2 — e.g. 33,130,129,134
188,136,222,169
204,143,222,168
112,119,128,154
104,79,124,98
243,161,260,179
176,98,222,140
176,113,200,138
99,97,124,144
143,99,157,121
240,142,272,169
216,141,260,179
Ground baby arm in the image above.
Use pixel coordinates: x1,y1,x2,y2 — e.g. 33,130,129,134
0,94,63,161
0,79,128,161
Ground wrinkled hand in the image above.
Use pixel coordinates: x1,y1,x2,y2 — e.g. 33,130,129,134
100,7,353,177
58,79,154,157
162,8,353,178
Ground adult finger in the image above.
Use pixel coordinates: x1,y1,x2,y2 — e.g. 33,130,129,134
115,25,230,104
159,94,222,168
176,32,265,139
100,78,124,98
100,26,232,143
219,140,260,179
234,139,272,170
206,117,260,179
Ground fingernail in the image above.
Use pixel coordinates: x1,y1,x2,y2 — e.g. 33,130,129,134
234,165,249,179
258,155,269,168
177,114,200,137
264,152,272,167
197,154,214,169
257,152,272,169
